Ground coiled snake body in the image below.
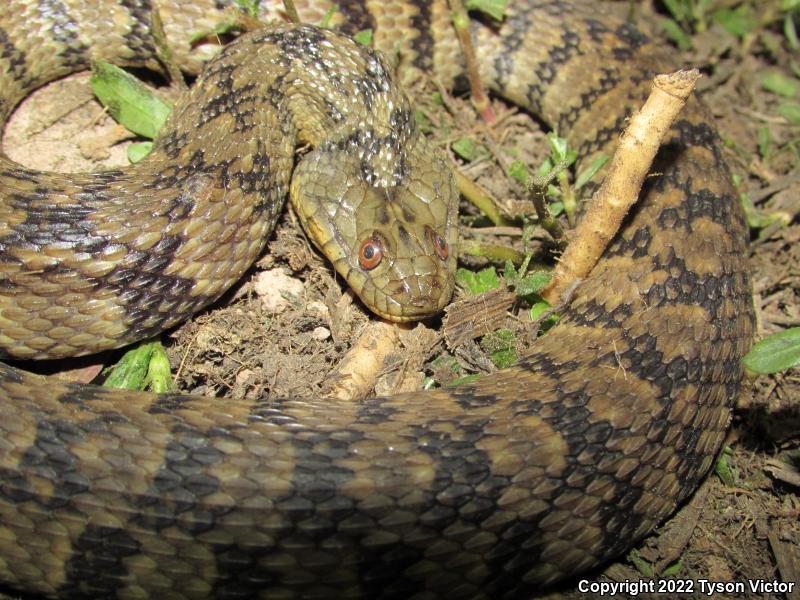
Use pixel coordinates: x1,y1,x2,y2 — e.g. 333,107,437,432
0,1,754,598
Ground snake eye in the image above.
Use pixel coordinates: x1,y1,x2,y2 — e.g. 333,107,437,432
358,236,383,270
427,228,449,260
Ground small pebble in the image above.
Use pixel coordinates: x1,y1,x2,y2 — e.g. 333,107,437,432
253,268,304,313
312,327,331,341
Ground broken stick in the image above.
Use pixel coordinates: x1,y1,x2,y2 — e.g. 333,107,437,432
542,68,701,305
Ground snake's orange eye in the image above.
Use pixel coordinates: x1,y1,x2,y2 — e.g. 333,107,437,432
358,237,383,270
427,228,449,260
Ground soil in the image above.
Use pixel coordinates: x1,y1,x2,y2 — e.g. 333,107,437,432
2,1,798,598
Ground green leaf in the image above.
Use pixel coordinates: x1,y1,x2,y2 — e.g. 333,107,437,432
692,0,714,26
189,22,238,45
740,193,790,231
661,559,684,576
514,271,552,296
319,4,337,28
549,200,564,217
740,193,765,228
127,141,153,163
712,6,756,38
430,355,461,374
715,448,737,486
530,301,559,331
778,103,800,124
144,343,175,393
757,126,771,161
91,62,172,139
353,28,373,46
414,109,433,133
503,259,518,281
546,133,570,164
761,71,800,98
464,0,506,21
529,302,550,321
447,374,483,387
481,329,517,368
661,0,688,22
103,342,156,390
508,159,528,185
743,328,800,374
628,550,655,578
234,0,260,18
451,137,483,161
456,267,501,294
537,157,554,178
491,350,517,369
661,19,693,51
574,154,609,190
104,340,174,392
427,355,463,388
785,13,799,50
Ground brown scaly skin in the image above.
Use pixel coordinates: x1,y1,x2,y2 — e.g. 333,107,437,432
0,1,753,598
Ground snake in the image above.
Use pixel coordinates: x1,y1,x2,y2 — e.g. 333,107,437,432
0,0,754,598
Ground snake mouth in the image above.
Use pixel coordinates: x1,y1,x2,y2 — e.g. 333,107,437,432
368,303,442,322
364,282,454,322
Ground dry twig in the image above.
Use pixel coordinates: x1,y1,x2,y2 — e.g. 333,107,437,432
455,171,511,226
447,0,495,123
324,320,404,400
542,69,700,304
282,0,301,23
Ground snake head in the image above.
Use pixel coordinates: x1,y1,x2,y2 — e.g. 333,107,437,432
290,133,458,321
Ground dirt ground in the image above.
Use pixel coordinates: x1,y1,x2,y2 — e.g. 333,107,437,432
2,1,798,598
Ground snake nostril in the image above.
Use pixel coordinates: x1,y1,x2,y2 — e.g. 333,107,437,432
410,296,428,307
389,280,411,297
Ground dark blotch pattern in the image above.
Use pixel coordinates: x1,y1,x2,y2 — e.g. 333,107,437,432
335,0,376,36
63,526,142,597
36,0,88,67
408,0,434,70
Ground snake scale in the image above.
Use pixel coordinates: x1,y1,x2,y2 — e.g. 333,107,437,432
0,0,754,598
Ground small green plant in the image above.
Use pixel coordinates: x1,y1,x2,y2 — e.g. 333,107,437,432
90,62,171,162
715,446,739,486
627,549,685,578
510,133,607,228
103,341,175,392
456,266,502,294
464,0,507,21
481,328,517,368
353,29,373,46
734,174,792,233
451,136,488,161
659,0,715,48
743,328,800,375
759,68,800,126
